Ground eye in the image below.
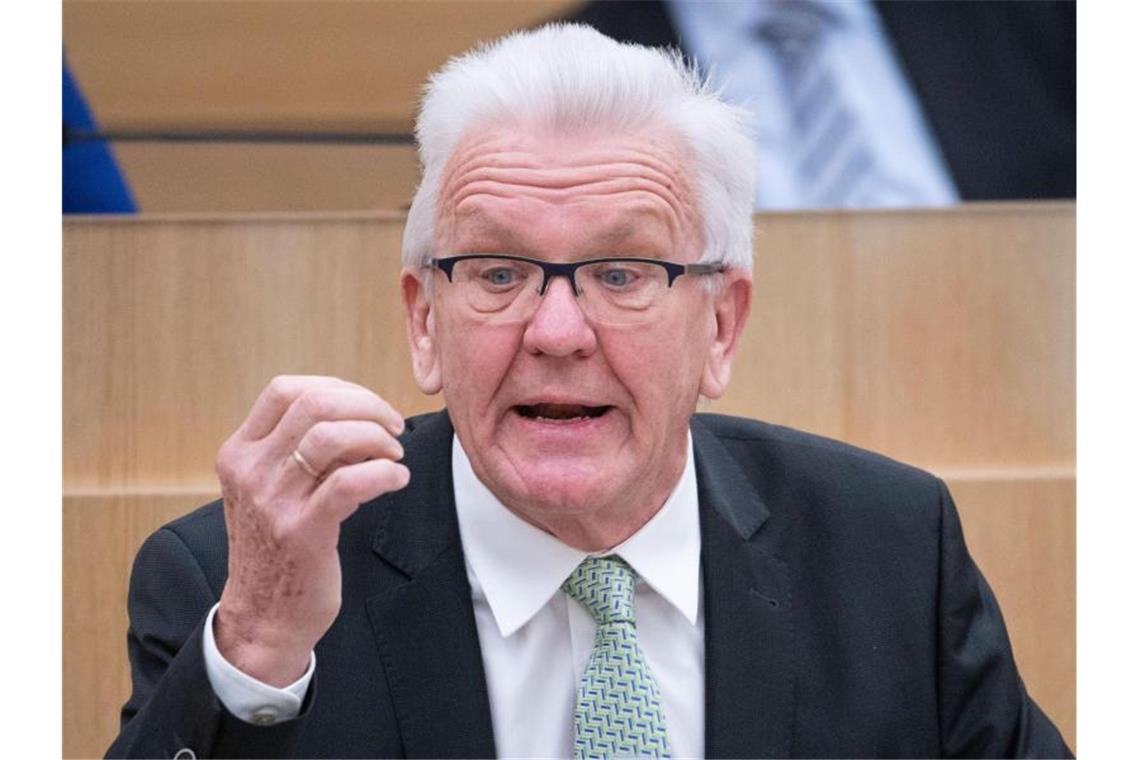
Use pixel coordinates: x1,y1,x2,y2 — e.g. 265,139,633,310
484,267,518,286
597,266,638,289
472,263,529,290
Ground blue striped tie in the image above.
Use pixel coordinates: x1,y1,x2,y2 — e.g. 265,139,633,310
562,556,672,759
757,0,915,206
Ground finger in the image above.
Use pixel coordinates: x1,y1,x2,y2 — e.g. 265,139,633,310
305,458,411,524
239,375,366,441
265,386,405,458
295,419,405,478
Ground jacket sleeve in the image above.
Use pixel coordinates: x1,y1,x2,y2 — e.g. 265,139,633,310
106,526,313,759
935,481,1072,758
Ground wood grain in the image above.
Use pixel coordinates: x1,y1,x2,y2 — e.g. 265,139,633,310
63,0,582,213
112,142,421,213
64,213,438,489
64,0,579,133
63,491,219,760
713,204,1075,470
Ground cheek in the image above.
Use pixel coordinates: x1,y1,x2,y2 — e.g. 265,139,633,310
603,309,711,420
437,314,521,411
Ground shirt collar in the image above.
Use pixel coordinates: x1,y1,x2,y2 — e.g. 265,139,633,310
452,432,702,637
670,0,861,39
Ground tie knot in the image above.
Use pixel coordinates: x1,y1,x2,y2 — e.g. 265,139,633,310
562,555,637,625
755,1,833,59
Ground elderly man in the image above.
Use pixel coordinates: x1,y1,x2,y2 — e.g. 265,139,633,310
109,24,1070,759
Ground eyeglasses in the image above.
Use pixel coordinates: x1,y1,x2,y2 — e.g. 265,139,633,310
425,254,725,325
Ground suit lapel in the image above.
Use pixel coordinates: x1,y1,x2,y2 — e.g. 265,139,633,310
362,411,797,757
693,417,796,758
365,412,497,758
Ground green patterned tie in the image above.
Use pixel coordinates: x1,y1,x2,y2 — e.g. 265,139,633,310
562,556,672,759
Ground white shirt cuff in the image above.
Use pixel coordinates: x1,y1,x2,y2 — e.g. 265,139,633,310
202,602,315,725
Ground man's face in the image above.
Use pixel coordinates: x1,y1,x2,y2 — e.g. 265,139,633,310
403,125,751,548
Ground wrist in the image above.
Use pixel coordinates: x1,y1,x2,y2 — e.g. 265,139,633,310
214,599,313,688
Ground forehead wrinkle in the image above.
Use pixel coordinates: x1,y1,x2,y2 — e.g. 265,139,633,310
439,131,692,207
449,128,686,171
451,130,685,175
452,198,667,256
441,154,684,219
437,130,704,258
445,170,693,251
452,177,683,215
447,187,691,261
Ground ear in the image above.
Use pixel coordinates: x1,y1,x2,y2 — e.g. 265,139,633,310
699,269,752,400
401,267,442,395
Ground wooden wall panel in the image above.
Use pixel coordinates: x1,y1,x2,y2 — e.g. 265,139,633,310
113,143,421,213
64,1,582,213
63,0,579,133
715,204,1076,470
64,213,438,490
63,491,218,759
846,208,1076,469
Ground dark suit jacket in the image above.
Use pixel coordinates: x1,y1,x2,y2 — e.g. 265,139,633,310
562,0,1076,201
108,411,1070,758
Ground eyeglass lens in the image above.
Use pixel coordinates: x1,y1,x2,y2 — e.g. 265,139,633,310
448,257,670,324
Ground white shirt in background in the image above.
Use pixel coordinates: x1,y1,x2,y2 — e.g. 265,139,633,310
668,0,959,210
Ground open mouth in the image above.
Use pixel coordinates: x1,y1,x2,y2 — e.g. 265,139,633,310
514,403,611,422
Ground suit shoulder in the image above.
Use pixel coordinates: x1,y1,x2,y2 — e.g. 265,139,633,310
693,413,941,491
693,413,947,543
133,499,229,594
158,498,227,545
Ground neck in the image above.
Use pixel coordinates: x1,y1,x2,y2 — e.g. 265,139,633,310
520,499,667,553
506,446,688,552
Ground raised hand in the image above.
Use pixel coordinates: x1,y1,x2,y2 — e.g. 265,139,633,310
212,375,409,686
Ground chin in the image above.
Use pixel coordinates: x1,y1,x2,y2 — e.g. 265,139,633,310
497,463,620,520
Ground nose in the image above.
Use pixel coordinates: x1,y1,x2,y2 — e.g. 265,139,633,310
521,275,598,358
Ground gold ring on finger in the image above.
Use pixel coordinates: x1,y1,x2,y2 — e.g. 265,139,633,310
291,449,322,480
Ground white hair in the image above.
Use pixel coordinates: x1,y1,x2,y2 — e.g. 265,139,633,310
402,23,755,273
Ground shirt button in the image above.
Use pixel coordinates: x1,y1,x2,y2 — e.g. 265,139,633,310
250,708,279,726
173,749,196,760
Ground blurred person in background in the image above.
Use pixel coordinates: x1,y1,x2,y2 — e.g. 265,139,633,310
565,0,1075,210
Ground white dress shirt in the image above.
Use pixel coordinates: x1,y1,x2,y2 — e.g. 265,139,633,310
453,433,704,758
668,0,958,210
204,432,706,758
202,603,312,726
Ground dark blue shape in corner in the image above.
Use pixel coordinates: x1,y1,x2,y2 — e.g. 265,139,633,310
63,53,137,214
